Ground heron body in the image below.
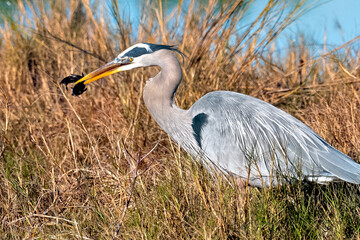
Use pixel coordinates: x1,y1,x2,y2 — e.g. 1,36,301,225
62,43,360,187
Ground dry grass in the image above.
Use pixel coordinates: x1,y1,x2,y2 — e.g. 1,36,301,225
0,0,360,239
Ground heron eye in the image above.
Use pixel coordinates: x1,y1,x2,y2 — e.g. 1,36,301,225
129,57,133,62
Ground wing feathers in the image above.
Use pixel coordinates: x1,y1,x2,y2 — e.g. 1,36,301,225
190,91,360,185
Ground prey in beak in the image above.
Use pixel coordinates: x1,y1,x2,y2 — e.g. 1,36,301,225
61,57,133,96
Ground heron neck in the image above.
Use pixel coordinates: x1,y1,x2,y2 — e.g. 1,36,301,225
143,52,188,134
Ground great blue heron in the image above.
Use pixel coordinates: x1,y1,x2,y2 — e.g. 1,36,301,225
61,43,360,187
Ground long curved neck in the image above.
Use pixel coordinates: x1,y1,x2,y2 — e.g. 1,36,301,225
143,50,188,135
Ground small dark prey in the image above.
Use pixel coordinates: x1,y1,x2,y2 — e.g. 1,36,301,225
60,73,83,89
60,73,87,95
72,81,87,96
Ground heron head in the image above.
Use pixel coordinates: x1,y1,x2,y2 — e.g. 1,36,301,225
61,43,182,96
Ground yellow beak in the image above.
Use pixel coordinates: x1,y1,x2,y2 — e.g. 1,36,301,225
76,62,129,85
61,61,131,95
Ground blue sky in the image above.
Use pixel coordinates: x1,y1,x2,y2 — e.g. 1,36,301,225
280,0,360,48
1,0,358,50
117,0,360,51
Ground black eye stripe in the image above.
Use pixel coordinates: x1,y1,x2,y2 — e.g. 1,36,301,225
122,47,152,58
116,43,184,62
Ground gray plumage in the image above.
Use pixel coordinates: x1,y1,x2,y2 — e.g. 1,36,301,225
73,43,360,187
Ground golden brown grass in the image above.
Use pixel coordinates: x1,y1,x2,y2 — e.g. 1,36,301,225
0,0,360,239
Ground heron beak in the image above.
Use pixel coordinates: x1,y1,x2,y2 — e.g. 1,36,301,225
76,61,130,85
61,60,131,95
